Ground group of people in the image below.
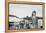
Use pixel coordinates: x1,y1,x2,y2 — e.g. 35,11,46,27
15,11,38,29
9,11,38,30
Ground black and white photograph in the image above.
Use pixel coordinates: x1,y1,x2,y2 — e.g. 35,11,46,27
8,3,44,30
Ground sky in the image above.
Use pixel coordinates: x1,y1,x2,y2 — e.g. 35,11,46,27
9,4,43,18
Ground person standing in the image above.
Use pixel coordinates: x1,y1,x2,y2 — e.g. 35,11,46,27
32,11,38,28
